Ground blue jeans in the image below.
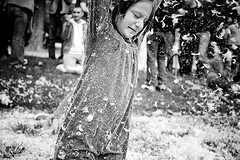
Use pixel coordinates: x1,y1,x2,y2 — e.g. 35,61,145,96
7,4,31,64
146,40,166,86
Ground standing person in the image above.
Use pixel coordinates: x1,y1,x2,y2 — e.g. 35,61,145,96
53,0,161,159
141,30,163,92
48,0,73,60
0,0,10,60
141,0,179,92
75,0,88,21
223,19,240,82
56,5,87,74
5,0,34,68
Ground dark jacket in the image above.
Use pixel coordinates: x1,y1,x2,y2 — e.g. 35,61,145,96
6,0,34,13
49,0,73,14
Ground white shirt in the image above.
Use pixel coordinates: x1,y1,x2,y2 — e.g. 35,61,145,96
69,19,86,54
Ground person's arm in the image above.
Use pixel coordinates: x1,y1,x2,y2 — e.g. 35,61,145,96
80,2,89,13
64,0,73,5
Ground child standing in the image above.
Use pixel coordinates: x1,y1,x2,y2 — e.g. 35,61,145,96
56,5,87,74
53,0,161,159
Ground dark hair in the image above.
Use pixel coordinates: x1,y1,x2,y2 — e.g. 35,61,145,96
112,0,155,42
75,0,81,8
75,1,81,8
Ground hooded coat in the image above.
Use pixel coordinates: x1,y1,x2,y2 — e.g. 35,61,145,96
53,0,161,159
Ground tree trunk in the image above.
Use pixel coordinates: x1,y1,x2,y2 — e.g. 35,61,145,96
28,0,45,51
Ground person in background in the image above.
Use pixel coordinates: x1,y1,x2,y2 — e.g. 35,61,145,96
56,5,87,74
0,1,10,60
53,0,160,159
141,30,164,92
48,0,73,60
76,0,88,21
5,0,34,68
222,17,240,82
141,1,179,92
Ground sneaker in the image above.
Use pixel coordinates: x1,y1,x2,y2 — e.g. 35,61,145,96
9,60,19,66
11,63,25,69
141,84,156,92
9,58,28,66
20,59,28,65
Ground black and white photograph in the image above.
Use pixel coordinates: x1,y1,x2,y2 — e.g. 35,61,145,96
0,0,240,159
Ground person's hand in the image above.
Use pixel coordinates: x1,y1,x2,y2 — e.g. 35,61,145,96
65,14,72,22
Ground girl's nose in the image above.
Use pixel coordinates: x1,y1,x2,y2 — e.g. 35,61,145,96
135,22,140,28
135,21,144,30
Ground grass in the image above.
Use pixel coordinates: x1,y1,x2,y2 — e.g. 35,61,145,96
0,55,240,159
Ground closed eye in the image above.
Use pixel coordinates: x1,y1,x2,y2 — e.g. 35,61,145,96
133,11,141,18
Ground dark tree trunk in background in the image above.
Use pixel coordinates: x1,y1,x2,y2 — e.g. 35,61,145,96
28,0,45,51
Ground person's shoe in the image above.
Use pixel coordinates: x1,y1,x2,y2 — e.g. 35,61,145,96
56,64,67,72
141,84,156,92
9,60,19,66
11,63,24,69
19,59,28,65
58,55,63,60
9,58,28,69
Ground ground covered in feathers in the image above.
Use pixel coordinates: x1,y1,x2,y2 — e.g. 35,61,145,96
0,56,240,160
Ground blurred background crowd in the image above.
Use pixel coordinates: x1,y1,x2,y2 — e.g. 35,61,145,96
0,0,240,92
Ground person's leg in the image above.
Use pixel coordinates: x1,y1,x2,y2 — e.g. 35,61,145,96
63,53,78,73
64,54,84,74
198,31,211,62
98,154,123,160
233,47,240,82
48,14,58,59
164,31,174,70
0,10,10,58
55,150,96,160
58,14,66,59
146,41,158,86
155,35,167,91
8,5,30,64
157,45,166,84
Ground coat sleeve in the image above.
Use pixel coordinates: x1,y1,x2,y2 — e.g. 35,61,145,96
64,0,73,5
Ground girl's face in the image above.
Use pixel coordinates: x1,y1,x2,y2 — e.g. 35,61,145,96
72,7,84,22
116,0,153,39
